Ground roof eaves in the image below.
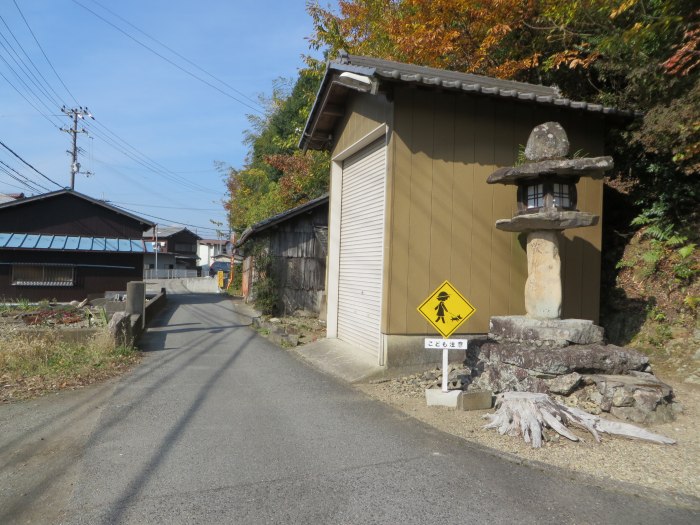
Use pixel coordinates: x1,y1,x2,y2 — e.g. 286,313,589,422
299,54,640,151
235,194,329,248
0,189,155,229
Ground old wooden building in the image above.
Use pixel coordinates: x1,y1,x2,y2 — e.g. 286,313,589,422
301,54,632,367
0,190,154,302
236,195,328,315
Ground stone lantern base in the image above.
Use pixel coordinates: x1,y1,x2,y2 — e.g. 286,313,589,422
461,315,679,424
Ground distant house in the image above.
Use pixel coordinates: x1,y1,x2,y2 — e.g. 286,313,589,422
301,54,630,367
0,189,154,301
197,238,228,275
143,226,201,273
0,192,24,204
236,194,328,315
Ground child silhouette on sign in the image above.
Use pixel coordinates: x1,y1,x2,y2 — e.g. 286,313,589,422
434,291,450,323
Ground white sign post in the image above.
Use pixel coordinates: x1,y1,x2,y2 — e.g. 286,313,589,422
424,338,469,393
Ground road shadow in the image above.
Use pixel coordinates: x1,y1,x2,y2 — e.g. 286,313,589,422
0,292,250,524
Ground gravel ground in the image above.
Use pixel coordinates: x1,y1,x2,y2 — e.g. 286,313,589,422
355,374,700,506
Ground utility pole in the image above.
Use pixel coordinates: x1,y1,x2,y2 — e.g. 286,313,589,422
60,106,94,190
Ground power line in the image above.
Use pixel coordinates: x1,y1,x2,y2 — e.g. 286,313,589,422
82,119,221,194
0,159,48,192
110,200,224,211
0,26,63,109
11,0,79,105
71,0,264,115
0,162,45,193
0,68,61,128
0,46,61,119
109,204,223,232
85,0,262,108
0,177,29,193
0,139,64,188
0,13,67,108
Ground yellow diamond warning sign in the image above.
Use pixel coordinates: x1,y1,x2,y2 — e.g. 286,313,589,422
417,280,476,338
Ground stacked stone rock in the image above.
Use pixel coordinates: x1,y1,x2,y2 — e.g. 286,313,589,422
467,317,678,424
475,122,678,425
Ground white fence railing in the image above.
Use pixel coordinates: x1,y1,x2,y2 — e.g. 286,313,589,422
143,269,199,279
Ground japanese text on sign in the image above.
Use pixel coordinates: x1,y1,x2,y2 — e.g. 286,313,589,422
424,338,469,349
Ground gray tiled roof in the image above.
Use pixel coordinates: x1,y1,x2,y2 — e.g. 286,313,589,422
143,225,201,239
0,189,154,229
301,53,638,150
236,194,329,248
340,54,562,99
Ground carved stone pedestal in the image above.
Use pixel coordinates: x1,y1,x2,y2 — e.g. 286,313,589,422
525,231,561,319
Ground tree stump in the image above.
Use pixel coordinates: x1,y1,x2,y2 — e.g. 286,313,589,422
483,392,676,448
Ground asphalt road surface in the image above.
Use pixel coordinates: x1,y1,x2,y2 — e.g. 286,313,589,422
1,292,698,524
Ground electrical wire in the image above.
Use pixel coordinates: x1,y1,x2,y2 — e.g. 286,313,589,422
0,68,61,128
0,160,48,192
109,204,224,232
82,120,221,194
0,163,45,193
0,13,67,108
2,2,229,211
0,28,63,109
0,48,61,120
85,0,262,109
71,0,264,115
0,177,29,193
0,140,64,188
90,156,225,215
110,200,224,211
11,0,79,105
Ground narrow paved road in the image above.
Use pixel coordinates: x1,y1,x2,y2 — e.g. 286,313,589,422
2,293,698,524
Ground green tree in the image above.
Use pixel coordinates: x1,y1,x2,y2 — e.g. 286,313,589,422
307,0,699,235
226,67,329,233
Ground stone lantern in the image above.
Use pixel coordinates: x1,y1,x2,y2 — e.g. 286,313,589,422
469,123,677,425
487,122,613,319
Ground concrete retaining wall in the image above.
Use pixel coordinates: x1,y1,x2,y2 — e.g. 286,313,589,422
145,277,219,295
109,288,167,347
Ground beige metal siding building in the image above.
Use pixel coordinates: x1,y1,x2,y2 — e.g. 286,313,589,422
302,54,628,367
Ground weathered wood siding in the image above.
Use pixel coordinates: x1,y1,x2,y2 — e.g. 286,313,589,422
262,205,328,314
385,86,604,335
0,251,143,302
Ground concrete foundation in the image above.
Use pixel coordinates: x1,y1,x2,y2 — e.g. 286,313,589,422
425,389,462,408
457,390,494,411
425,389,494,410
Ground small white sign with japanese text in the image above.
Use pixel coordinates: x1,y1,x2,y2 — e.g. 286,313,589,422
424,338,469,350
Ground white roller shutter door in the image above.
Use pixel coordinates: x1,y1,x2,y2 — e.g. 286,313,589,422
337,139,386,358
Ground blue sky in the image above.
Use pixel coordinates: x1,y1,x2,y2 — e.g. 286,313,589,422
0,0,330,237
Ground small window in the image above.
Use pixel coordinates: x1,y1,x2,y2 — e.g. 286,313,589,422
12,264,75,287
552,183,571,208
526,183,545,209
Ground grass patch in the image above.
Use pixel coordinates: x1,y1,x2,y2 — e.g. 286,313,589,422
0,328,139,402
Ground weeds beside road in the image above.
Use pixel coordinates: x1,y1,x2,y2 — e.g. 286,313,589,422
0,328,139,403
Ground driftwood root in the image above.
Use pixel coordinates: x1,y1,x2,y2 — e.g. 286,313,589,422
483,392,675,448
